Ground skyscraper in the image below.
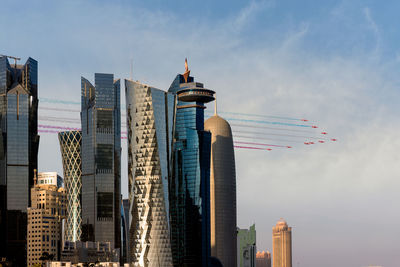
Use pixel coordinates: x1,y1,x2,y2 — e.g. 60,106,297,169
81,74,121,249
27,177,66,267
0,55,39,266
256,251,271,267
125,79,174,266
204,107,237,267
59,131,82,242
272,219,292,267
168,60,215,266
237,224,256,267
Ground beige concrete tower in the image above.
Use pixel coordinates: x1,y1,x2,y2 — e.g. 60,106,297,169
272,219,292,267
27,176,66,267
204,102,237,267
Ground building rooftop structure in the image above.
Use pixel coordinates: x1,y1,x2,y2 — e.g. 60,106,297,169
37,172,63,188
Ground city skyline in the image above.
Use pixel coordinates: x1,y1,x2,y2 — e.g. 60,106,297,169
1,1,400,266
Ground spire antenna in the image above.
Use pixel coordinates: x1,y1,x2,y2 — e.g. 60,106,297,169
183,58,190,83
130,58,133,80
214,93,217,116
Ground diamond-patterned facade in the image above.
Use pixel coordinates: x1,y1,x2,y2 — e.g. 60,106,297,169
125,80,174,267
58,131,82,242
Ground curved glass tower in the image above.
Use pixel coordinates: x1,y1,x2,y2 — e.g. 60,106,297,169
125,79,174,266
58,131,82,242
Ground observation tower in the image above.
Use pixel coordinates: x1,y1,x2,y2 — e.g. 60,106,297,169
168,59,215,266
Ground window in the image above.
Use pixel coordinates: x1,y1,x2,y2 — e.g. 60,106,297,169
96,144,113,170
97,192,113,218
97,110,113,129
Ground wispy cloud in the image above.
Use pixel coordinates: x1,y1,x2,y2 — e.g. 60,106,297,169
363,7,382,55
232,1,272,32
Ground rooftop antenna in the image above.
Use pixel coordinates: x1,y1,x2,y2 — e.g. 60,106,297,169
183,58,190,83
130,58,133,80
214,93,217,116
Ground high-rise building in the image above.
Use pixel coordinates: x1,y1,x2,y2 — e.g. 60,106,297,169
256,251,271,267
204,107,237,267
272,219,292,267
27,177,66,267
38,172,63,188
168,60,215,266
125,79,174,266
237,224,256,267
58,131,82,242
81,74,121,249
0,55,39,266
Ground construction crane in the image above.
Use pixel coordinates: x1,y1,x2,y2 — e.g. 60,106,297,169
0,54,21,67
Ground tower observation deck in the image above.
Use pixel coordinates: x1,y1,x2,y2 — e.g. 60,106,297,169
175,58,215,107
176,82,215,104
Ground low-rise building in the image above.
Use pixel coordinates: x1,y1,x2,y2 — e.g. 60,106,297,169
237,224,256,267
60,241,119,264
256,250,271,267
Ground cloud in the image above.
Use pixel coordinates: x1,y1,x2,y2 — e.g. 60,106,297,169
232,1,272,32
363,7,382,55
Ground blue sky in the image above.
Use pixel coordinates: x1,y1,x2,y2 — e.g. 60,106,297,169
2,1,400,266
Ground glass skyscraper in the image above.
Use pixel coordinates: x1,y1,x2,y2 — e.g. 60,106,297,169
81,74,121,250
58,130,82,242
0,55,39,266
168,68,215,266
125,79,174,266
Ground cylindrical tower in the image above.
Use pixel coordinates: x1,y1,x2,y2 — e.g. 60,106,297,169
58,131,82,242
204,113,237,267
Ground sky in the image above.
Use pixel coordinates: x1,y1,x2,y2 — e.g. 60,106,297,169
2,1,400,266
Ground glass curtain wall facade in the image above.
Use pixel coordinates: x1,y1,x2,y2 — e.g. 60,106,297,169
0,56,39,266
81,74,121,250
121,200,129,264
58,131,82,242
125,79,174,266
168,74,214,266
